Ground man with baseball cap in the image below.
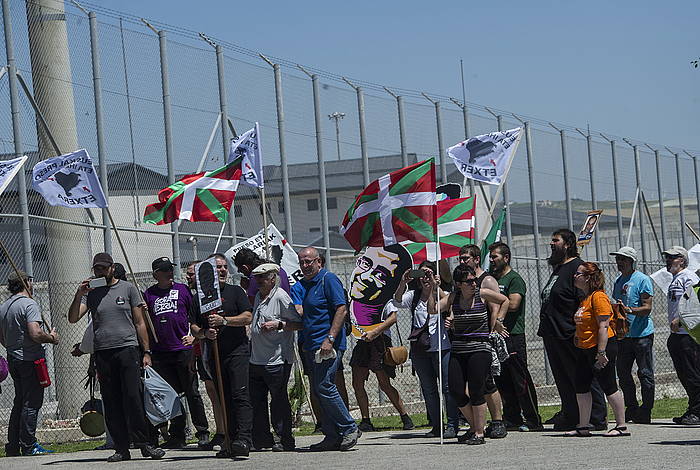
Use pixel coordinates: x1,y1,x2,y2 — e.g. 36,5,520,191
248,263,302,451
609,246,655,424
143,257,210,449
68,253,165,462
663,246,700,425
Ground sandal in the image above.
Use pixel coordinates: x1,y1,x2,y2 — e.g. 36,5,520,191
564,426,592,437
604,426,630,437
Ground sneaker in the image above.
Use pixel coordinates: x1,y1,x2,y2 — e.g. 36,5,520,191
401,414,415,430
271,443,296,452
423,427,441,438
443,426,458,439
485,420,507,439
465,435,485,445
519,422,545,432
161,438,186,449
209,433,225,449
22,442,54,455
672,414,686,424
544,410,562,425
679,414,700,425
139,444,165,460
457,430,476,443
106,451,131,462
632,409,652,425
309,436,341,452
196,432,211,450
358,418,375,432
230,440,250,457
216,448,231,458
339,428,360,451
503,420,522,431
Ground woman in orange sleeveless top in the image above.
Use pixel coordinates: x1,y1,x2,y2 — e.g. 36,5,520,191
566,262,629,437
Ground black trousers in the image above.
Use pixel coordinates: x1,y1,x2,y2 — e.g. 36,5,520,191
95,346,150,452
210,353,253,446
6,357,45,454
616,334,655,412
494,334,542,426
448,350,492,407
151,349,209,440
542,336,607,425
667,333,700,416
249,363,295,449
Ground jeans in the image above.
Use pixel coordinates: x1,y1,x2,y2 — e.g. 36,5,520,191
151,349,209,441
667,333,700,416
6,357,45,454
304,349,356,439
616,334,655,411
95,346,150,452
411,348,459,430
249,363,295,449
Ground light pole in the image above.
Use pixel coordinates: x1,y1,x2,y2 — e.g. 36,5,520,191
328,111,345,160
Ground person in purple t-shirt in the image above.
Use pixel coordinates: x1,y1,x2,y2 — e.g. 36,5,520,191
234,248,291,305
143,257,210,449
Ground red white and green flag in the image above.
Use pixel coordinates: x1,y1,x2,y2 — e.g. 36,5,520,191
401,195,476,264
143,158,242,225
340,159,437,252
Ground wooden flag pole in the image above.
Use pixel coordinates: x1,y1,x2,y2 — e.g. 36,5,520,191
211,337,231,454
0,238,50,328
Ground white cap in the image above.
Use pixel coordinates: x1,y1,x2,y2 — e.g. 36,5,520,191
251,263,280,276
609,246,638,262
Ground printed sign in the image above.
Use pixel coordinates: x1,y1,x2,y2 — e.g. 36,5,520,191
195,258,221,313
225,224,302,285
349,244,411,338
577,210,603,246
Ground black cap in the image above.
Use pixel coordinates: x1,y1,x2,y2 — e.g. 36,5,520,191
152,257,176,272
92,252,114,268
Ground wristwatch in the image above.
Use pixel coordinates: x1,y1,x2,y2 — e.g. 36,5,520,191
144,349,152,355
327,334,335,343
496,318,504,323
222,317,228,327
277,320,285,331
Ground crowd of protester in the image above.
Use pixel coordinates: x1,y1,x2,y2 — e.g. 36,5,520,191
1,227,699,460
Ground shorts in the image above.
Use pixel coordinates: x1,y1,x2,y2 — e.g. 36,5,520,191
196,355,212,382
349,335,396,379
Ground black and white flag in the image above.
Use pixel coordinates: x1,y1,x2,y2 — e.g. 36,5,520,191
0,155,28,197
228,123,263,188
448,128,522,185
32,149,107,208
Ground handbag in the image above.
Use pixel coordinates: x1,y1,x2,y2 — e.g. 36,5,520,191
384,317,408,366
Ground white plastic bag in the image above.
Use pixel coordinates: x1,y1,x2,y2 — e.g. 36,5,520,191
143,365,182,426
680,286,700,344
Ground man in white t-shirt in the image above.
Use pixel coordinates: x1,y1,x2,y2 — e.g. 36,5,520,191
663,246,700,425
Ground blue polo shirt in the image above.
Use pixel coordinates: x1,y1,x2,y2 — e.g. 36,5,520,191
294,269,347,351
612,270,654,338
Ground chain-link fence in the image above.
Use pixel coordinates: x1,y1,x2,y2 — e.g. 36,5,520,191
1,0,698,444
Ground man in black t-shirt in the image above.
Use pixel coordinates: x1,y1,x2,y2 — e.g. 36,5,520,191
537,229,607,431
191,254,253,459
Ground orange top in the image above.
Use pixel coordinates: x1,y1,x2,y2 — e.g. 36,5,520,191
574,290,614,349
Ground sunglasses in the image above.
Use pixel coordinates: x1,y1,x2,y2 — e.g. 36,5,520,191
456,279,477,285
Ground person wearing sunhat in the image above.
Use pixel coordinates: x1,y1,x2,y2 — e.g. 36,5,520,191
68,252,165,462
248,263,302,451
143,257,211,449
609,246,655,424
663,246,700,425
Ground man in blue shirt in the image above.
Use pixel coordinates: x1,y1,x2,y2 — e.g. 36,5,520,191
610,246,654,424
292,247,359,451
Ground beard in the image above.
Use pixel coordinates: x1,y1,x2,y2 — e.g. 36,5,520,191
490,260,506,276
548,246,567,266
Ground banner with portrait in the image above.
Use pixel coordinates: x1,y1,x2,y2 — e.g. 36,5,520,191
577,209,603,246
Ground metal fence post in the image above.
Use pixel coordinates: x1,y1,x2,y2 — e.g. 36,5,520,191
261,56,293,245
576,129,601,260
624,140,648,268
549,124,573,232
668,149,687,247
2,0,33,275
299,66,331,269
85,10,112,253
601,135,623,247
422,93,447,184
684,150,700,242
384,87,408,168
154,28,181,276
646,145,667,249
342,77,370,186
215,44,236,247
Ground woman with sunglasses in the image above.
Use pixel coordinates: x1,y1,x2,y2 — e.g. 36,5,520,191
430,264,509,445
568,262,629,437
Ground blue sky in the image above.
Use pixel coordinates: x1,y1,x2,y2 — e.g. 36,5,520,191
95,0,700,151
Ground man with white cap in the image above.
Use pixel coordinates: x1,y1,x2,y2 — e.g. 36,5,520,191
663,246,700,425
610,246,654,424
248,263,302,452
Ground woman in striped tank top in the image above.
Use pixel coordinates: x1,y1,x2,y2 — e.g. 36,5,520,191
430,264,510,445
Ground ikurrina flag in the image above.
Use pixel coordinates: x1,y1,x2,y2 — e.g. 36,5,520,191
143,158,242,225
340,159,437,252
401,195,476,264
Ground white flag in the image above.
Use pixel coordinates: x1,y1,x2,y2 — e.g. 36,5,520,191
228,122,263,188
448,127,522,185
0,155,28,197
32,149,108,208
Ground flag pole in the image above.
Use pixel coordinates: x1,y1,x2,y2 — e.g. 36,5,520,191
626,187,640,246
214,222,227,254
261,187,270,259
433,195,443,445
106,207,158,342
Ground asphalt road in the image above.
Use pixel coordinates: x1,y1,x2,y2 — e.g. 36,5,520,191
4,420,700,469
